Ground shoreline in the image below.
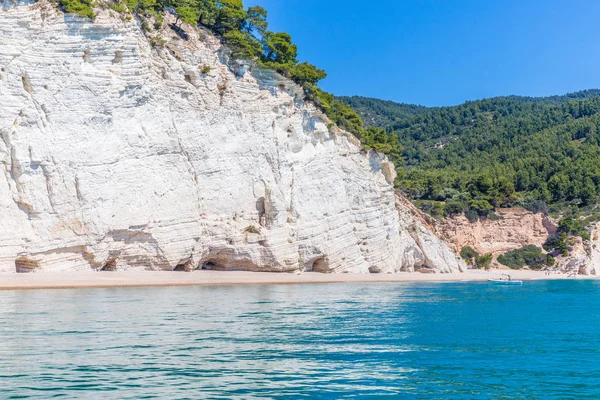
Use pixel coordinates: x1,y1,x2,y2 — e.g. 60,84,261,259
0,269,597,291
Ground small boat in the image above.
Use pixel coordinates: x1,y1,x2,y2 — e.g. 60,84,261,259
488,278,523,285
488,274,523,285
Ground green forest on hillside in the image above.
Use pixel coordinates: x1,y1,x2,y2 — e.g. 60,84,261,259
340,91,600,267
341,90,600,222
337,96,428,128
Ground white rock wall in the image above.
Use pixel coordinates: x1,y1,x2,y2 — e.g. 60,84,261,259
580,222,600,275
0,1,464,273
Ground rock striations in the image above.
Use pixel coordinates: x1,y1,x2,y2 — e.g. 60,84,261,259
0,0,464,273
436,208,557,259
436,207,600,276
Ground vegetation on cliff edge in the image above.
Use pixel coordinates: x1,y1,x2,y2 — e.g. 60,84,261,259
52,0,392,152
459,246,493,269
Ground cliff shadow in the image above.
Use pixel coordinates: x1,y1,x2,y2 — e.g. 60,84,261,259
15,257,40,273
169,23,189,41
307,256,329,273
100,259,117,271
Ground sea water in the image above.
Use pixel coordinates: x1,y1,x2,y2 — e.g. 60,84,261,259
0,280,599,399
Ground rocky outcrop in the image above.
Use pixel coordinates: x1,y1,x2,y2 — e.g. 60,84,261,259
435,208,557,259
0,1,464,273
556,236,588,275
556,222,600,276
581,222,600,275
435,207,600,275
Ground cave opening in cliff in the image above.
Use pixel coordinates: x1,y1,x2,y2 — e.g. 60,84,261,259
256,197,266,224
15,257,40,273
199,261,218,270
309,257,328,273
100,260,117,272
174,262,193,272
112,50,123,64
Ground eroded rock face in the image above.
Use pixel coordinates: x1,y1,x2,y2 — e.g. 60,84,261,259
436,208,557,259
0,1,464,273
583,222,600,275
556,236,588,275
555,222,600,276
435,207,600,275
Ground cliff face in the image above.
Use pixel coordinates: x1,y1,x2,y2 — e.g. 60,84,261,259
436,208,557,259
0,1,464,273
436,207,600,275
585,223,600,275
564,222,600,276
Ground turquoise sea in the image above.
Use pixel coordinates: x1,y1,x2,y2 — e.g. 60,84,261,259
1,280,599,399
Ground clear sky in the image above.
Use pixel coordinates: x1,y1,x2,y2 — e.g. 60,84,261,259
246,0,600,107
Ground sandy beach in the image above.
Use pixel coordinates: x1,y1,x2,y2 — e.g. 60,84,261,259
0,269,596,291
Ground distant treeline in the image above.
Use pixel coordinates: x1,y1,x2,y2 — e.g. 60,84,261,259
341,90,600,219
336,96,429,128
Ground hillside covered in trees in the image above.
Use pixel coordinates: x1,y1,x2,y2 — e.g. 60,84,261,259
336,96,429,128
341,90,600,220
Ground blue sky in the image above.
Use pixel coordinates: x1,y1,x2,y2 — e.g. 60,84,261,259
246,0,600,106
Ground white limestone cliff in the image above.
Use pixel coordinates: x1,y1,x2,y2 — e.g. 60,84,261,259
0,0,465,273
572,222,600,275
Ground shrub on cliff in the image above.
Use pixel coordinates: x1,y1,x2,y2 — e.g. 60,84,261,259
467,199,494,218
475,253,493,269
222,30,262,60
557,215,589,239
59,0,95,19
444,201,466,216
289,62,327,86
460,246,479,266
175,5,200,26
497,245,554,270
543,233,570,256
302,84,366,139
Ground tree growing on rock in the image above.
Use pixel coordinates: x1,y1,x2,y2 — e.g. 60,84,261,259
175,5,200,26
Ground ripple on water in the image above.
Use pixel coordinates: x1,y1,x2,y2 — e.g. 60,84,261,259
0,281,599,398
